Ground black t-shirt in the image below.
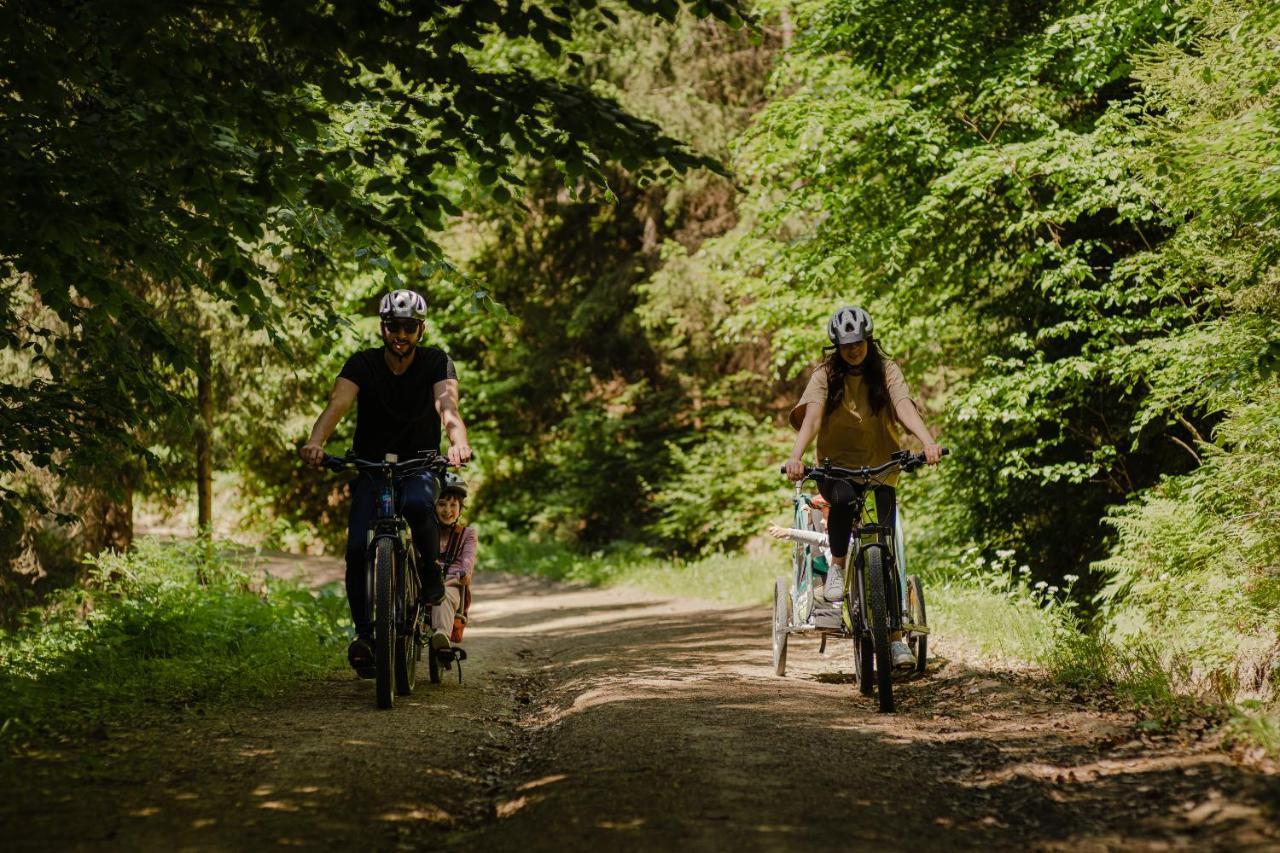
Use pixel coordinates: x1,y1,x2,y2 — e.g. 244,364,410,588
338,346,457,459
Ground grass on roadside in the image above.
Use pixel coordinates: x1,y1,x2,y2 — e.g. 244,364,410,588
1043,615,1280,749
485,527,1060,663
485,527,781,605
925,581,1057,665
0,537,347,751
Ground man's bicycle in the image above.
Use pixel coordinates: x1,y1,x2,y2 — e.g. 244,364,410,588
775,448,945,712
324,451,450,709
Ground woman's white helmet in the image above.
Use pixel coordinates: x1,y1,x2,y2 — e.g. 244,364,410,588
827,305,873,346
378,289,427,321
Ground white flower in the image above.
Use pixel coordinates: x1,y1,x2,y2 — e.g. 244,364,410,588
1047,586,1059,594
975,556,986,567
1063,574,1079,583
996,549,1015,559
1159,571,1171,581
1034,580,1048,589
1019,565,1031,574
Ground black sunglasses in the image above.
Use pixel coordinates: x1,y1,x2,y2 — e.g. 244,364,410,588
382,319,421,334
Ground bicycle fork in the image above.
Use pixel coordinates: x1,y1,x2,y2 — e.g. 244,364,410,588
844,542,902,637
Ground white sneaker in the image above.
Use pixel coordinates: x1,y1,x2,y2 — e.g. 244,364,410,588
890,640,915,671
823,566,845,602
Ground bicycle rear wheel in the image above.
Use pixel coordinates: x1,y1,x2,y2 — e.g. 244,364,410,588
772,577,789,676
374,538,396,709
907,575,928,676
864,548,894,712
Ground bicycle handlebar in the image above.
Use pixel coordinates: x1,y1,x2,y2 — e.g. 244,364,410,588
322,451,452,475
780,448,949,481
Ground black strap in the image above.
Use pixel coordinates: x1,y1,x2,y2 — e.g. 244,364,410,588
440,524,467,570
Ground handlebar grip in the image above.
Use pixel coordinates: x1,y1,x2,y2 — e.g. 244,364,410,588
915,447,950,463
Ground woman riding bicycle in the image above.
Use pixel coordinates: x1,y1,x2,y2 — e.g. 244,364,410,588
783,305,943,671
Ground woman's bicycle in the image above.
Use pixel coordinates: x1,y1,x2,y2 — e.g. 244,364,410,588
775,448,945,712
324,451,450,709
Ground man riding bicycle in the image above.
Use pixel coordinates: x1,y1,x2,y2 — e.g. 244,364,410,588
298,289,473,676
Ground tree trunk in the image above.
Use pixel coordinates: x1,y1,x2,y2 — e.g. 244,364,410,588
196,336,213,532
76,485,134,556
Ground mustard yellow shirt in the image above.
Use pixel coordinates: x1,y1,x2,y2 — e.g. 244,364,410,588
789,360,913,485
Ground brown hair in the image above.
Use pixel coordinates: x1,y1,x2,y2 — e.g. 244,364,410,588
823,338,891,417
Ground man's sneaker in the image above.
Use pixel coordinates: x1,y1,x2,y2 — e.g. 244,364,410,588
347,634,376,680
890,640,915,671
823,566,845,603
430,631,451,652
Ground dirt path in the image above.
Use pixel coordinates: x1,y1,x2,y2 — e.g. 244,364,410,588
4,567,1278,852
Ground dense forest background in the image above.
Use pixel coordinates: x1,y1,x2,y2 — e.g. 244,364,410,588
2,0,1277,727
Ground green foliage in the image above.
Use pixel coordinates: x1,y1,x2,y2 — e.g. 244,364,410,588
434,10,777,551
646,410,791,552
0,539,346,750
1230,702,1280,758
0,0,750,513
1071,1,1280,729
710,0,1211,578
1044,621,1214,725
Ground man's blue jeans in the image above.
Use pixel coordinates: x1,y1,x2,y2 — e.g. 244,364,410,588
344,471,442,636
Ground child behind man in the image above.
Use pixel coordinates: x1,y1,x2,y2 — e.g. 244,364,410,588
430,473,478,658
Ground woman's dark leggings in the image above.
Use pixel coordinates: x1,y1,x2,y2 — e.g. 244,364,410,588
818,481,897,560
344,471,442,637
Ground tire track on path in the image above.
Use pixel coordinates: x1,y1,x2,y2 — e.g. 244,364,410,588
2,568,1276,851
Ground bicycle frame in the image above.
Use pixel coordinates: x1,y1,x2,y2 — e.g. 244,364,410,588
328,452,446,635
788,450,944,641
778,450,944,709
366,464,419,635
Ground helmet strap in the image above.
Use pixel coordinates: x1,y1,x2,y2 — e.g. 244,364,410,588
385,341,416,362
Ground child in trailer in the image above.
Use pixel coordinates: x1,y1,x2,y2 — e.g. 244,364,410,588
430,473,478,662
768,494,843,627
767,494,834,593
782,305,943,670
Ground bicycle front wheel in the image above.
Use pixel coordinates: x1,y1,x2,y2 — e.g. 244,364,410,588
864,548,894,712
394,561,417,696
374,538,396,709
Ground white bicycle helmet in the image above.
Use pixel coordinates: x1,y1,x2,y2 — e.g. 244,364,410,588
440,472,468,499
827,305,873,346
378,289,427,322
